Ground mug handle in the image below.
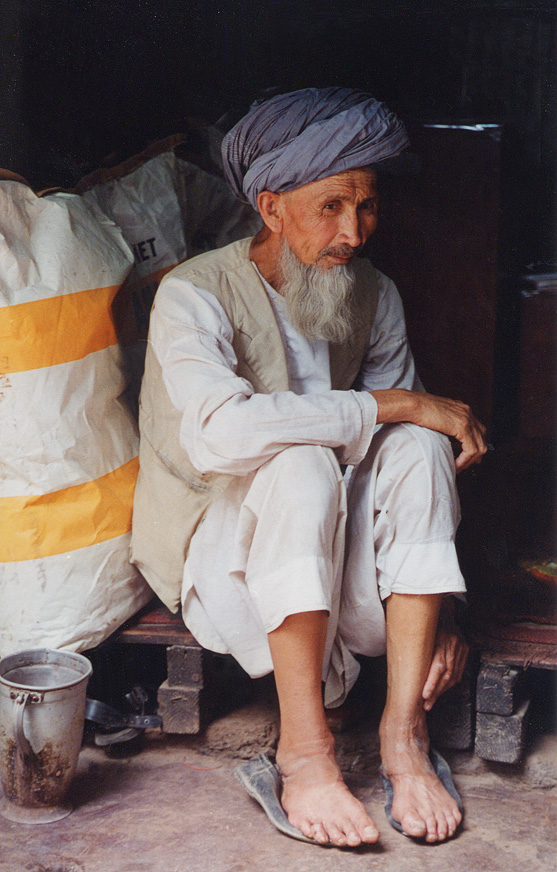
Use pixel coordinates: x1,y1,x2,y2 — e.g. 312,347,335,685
13,692,41,759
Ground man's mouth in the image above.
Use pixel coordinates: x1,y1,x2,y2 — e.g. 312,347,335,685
319,245,359,264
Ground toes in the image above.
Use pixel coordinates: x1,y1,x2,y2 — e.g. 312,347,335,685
326,824,347,847
401,811,427,838
297,818,316,841
401,806,462,843
351,804,380,843
313,811,378,848
435,813,449,842
362,823,380,844
425,813,439,842
310,822,329,844
344,826,362,847
446,808,462,838
435,799,462,841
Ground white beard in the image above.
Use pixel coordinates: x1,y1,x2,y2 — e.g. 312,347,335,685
278,239,358,343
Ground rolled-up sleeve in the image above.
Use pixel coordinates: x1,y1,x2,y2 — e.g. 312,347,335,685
150,276,378,476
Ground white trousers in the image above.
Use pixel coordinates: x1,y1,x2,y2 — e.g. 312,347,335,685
182,423,466,707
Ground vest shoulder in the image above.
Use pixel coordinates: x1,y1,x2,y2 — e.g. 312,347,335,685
167,237,254,284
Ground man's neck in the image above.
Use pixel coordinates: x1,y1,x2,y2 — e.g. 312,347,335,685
249,227,284,294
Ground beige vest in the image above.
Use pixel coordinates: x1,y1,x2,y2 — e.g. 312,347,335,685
130,237,380,611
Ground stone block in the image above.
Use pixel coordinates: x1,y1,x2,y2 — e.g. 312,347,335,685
476,661,527,716
157,680,206,734
475,698,532,764
166,644,205,687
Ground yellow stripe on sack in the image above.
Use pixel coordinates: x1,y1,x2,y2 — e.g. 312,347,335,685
0,284,120,373
0,457,139,562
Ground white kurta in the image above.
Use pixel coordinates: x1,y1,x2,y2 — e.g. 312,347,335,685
150,268,466,705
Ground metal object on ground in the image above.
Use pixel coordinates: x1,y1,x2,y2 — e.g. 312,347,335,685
0,648,92,823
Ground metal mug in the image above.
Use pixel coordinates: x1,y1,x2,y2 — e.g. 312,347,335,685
0,648,92,823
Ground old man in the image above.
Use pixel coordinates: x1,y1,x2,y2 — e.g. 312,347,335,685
131,88,486,847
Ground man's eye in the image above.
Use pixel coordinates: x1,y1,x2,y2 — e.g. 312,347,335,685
360,200,378,212
323,203,338,212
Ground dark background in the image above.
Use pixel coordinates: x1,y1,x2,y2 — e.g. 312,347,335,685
1,0,555,268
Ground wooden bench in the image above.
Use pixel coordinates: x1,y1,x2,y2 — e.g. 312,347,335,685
112,600,252,734
111,600,557,757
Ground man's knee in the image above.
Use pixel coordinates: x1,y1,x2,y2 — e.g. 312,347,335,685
258,444,344,515
371,423,455,486
367,423,460,531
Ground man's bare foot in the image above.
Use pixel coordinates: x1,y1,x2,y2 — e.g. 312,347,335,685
379,718,462,842
276,739,379,847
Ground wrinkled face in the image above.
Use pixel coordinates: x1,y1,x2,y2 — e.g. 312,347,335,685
279,168,379,268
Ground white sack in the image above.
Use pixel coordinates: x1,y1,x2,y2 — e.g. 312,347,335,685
81,151,191,348
80,148,261,394
0,182,151,657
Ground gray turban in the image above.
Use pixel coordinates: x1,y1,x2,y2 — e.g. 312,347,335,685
222,87,415,210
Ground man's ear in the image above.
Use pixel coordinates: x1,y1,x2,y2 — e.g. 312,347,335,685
256,190,284,234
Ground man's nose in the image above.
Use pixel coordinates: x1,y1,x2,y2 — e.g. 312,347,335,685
338,211,363,248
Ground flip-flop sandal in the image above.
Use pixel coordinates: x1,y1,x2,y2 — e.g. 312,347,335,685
379,747,463,838
234,753,327,845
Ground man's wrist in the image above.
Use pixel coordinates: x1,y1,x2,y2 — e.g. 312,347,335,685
370,388,418,425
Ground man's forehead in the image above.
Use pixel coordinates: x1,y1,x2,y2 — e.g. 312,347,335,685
285,168,378,200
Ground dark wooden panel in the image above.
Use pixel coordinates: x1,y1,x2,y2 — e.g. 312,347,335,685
371,123,501,430
519,287,557,440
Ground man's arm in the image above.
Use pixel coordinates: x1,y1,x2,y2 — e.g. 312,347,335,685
371,388,487,470
150,276,379,475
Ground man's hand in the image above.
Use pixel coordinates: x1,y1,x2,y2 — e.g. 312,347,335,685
371,388,487,470
422,607,469,712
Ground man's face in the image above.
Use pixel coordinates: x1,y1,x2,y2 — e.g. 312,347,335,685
278,168,379,268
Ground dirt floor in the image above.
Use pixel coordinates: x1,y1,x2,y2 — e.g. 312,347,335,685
1,693,556,872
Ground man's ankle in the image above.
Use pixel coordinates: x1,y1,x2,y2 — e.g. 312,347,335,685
276,733,336,771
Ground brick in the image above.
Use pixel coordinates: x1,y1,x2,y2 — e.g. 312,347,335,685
475,698,532,764
166,644,205,687
157,680,206,734
476,661,527,715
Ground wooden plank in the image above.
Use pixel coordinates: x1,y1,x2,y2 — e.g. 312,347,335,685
485,620,557,645
116,624,199,647
112,600,202,648
470,628,557,670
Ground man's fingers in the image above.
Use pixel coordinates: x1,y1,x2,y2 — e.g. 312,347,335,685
446,400,488,469
423,629,469,710
422,658,446,699
423,670,453,710
454,642,469,683
455,424,488,470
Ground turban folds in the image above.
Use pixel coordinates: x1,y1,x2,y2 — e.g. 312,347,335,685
222,87,415,210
